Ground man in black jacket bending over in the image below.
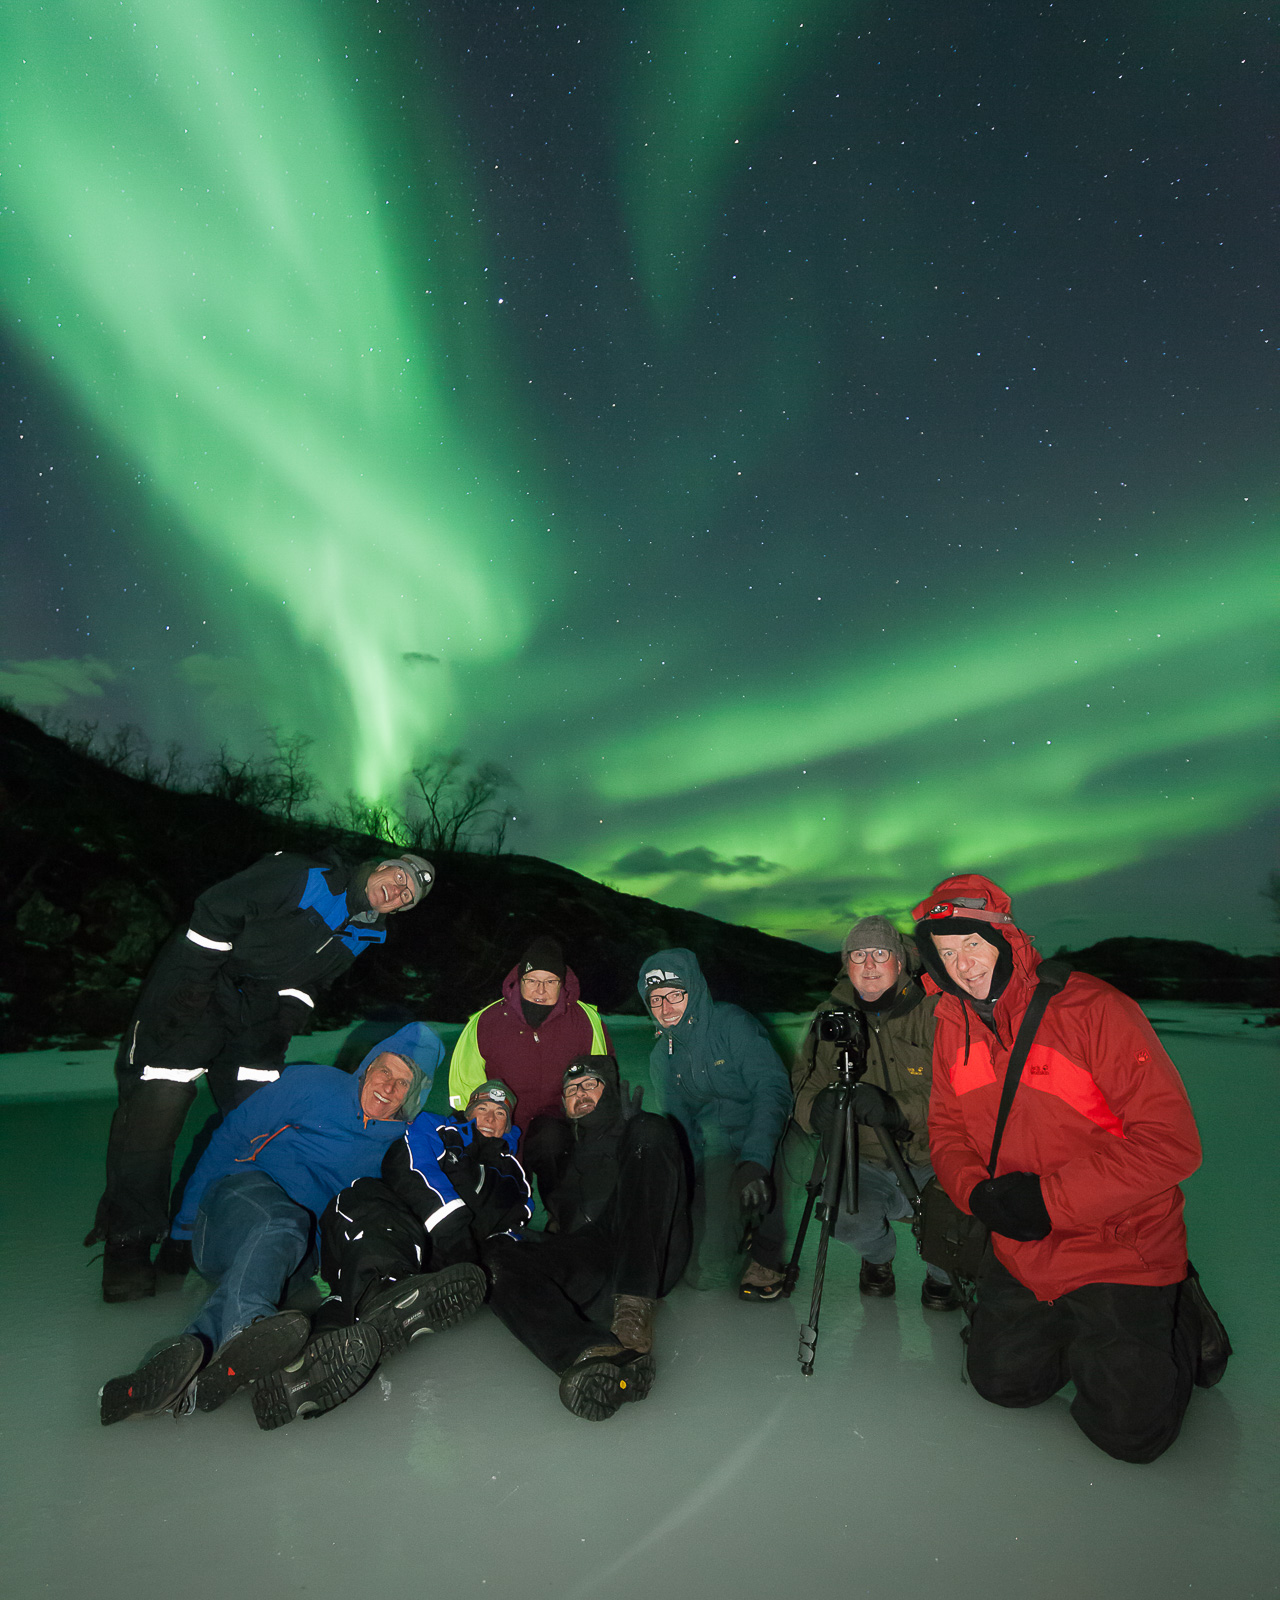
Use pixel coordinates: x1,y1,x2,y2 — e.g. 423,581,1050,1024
90,849,434,1301
485,1055,691,1422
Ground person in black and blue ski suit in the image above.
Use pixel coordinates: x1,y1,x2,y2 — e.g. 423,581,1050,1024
639,949,792,1299
99,1023,485,1427
91,850,434,1303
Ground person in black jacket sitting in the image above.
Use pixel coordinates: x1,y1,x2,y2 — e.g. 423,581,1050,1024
90,849,434,1302
485,1055,692,1422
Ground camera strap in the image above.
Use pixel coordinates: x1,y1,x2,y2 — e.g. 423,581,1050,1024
984,962,1070,1176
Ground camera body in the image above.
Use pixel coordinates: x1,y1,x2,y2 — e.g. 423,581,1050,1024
816,1007,865,1048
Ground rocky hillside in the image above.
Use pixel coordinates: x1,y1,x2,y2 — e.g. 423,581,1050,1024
0,707,838,1051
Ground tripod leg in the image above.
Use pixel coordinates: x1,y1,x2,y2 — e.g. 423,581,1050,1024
872,1126,922,1209
800,1105,846,1375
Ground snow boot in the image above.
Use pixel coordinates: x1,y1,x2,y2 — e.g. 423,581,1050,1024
611,1293,658,1350
102,1239,156,1303
738,1261,786,1303
921,1275,961,1312
195,1311,311,1412
558,1344,656,1421
252,1325,382,1431
357,1263,487,1359
100,1334,205,1425
859,1260,896,1297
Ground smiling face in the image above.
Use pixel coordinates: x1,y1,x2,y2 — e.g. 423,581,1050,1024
563,1075,604,1120
647,985,688,1026
359,1052,415,1119
930,931,1001,999
469,1099,510,1137
364,864,417,915
519,969,562,1006
845,948,902,1003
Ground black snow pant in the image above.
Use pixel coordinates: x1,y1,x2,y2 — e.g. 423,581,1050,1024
314,1177,449,1328
484,1117,691,1372
966,1257,1198,1464
97,1031,284,1244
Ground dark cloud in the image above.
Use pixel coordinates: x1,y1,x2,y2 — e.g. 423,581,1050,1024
610,845,779,879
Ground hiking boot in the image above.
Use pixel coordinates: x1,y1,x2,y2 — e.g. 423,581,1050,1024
195,1311,311,1412
611,1294,657,1351
154,1237,193,1281
252,1325,382,1431
859,1260,896,1297
102,1239,156,1303
357,1264,487,1359
921,1275,961,1312
100,1334,205,1425
558,1345,656,1422
738,1260,786,1302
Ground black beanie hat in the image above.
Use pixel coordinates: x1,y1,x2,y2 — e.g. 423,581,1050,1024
520,935,566,981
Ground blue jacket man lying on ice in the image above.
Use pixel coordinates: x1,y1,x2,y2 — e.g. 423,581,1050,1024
99,1022,482,1425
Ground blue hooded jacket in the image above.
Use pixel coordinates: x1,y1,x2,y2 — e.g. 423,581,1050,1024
639,949,791,1169
172,1022,444,1236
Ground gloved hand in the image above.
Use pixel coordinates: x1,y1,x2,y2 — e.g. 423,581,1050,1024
468,1130,508,1168
968,1172,1052,1240
808,1085,839,1139
850,1082,908,1132
618,1078,645,1119
734,1161,774,1219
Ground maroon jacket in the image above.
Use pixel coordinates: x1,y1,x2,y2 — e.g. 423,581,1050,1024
447,964,613,1128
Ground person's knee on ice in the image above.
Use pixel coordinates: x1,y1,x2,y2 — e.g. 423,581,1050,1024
913,873,1209,1460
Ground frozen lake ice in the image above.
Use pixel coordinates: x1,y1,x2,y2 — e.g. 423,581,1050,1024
1,1004,1275,1598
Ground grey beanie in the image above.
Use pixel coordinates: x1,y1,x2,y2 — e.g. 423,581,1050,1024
840,915,911,970
377,854,435,905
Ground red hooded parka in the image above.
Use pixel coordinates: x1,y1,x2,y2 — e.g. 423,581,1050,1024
914,874,1201,1301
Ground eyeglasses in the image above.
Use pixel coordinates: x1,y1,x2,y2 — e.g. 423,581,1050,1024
847,948,893,965
521,976,561,993
649,989,687,1008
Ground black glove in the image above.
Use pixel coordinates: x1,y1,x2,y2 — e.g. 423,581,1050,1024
968,1172,1052,1241
735,1161,774,1218
468,1131,508,1169
850,1082,908,1132
618,1078,645,1119
808,1086,838,1139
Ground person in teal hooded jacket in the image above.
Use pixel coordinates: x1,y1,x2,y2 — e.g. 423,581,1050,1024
100,1022,443,1426
638,949,792,1295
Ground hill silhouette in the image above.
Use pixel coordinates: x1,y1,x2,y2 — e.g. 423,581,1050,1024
0,706,838,1050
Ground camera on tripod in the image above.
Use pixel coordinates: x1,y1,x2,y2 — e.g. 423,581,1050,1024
815,1007,867,1067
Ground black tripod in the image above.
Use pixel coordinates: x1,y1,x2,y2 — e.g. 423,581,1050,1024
784,1030,923,1375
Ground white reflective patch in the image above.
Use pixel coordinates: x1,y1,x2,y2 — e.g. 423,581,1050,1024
425,1198,467,1231
277,988,314,1007
237,1067,281,1082
140,1065,207,1083
186,929,233,951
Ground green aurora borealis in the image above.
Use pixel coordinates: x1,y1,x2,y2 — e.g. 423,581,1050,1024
2,0,1276,949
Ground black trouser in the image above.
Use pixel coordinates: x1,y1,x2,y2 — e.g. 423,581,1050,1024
485,1118,691,1372
98,1036,278,1243
966,1257,1198,1464
315,1178,439,1327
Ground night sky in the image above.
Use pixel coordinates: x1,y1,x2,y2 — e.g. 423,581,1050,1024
2,1,1275,953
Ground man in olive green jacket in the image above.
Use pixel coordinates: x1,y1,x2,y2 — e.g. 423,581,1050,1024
791,916,957,1310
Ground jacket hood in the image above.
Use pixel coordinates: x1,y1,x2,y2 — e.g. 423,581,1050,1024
567,1052,624,1141
501,961,582,1019
637,948,713,1035
356,1021,444,1122
911,874,1039,1003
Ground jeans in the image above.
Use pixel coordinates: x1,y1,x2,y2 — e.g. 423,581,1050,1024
185,1171,313,1353
833,1159,951,1284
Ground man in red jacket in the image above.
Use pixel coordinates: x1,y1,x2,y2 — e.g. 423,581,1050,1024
912,873,1204,1464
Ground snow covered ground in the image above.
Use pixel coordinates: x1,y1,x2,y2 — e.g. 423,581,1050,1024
1,1005,1275,1598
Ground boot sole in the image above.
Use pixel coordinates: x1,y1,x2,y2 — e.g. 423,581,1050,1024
100,1336,205,1425
359,1264,487,1359
559,1352,656,1421
252,1325,383,1431
102,1269,157,1304
196,1311,311,1412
